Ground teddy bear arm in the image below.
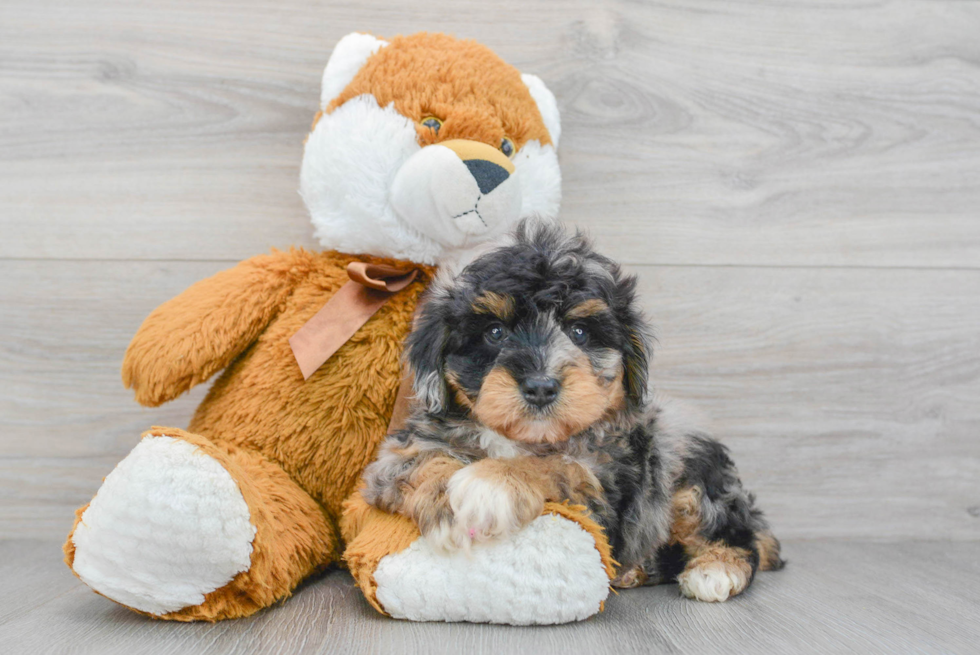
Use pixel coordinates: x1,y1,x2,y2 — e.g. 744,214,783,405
122,252,303,407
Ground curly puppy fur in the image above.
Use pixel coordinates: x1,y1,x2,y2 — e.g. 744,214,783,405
362,221,784,601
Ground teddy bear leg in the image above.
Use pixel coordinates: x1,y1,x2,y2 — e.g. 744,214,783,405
65,427,335,621
341,492,615,625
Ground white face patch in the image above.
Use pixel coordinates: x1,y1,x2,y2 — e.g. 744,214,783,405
301,95,562,264
300,95,442,263
390,144,522,249
545,324,582,376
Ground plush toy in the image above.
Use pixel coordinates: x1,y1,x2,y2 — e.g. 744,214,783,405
63,31,612,624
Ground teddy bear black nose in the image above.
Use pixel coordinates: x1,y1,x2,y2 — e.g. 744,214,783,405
464,159,510,195
520,376,560,408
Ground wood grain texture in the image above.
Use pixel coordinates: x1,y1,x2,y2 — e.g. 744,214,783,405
2,0,979,542
2,260,978,540
2,539,979,654
1,0,979,266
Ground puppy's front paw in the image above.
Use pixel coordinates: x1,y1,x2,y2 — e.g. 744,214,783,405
445,465,542,551
678,559,750,602
420,516,458,554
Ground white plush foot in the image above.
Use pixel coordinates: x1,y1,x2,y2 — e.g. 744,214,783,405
375,513,610,625
71,435,256,615
677,560,748,602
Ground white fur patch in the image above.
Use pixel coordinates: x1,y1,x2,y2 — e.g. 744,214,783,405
301,94,441,263
71,436,256,616
374,514,610,625
521,74,561,147
513,140,562,221
320,33,388,108
390,144,522,248
678,561,747,602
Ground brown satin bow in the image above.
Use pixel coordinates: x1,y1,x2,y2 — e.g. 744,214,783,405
288,262,418,380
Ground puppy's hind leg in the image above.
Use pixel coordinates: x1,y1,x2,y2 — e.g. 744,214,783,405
668,437,784,602
669,487,753,602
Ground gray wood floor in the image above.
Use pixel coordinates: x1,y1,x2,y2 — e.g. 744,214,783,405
2,539,979,654
2,0,979,652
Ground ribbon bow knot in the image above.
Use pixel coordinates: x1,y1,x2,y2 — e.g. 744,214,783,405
289,261,418,380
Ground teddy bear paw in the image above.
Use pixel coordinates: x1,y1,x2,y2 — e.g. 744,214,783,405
374,512,611,625
70,435,256,615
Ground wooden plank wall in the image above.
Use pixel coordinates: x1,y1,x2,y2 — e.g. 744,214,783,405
1,0,978,541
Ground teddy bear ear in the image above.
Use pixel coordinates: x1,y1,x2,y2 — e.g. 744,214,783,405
320,32,389,109
521,73,561,149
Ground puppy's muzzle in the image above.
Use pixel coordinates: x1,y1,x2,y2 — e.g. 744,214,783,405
390,139,521,248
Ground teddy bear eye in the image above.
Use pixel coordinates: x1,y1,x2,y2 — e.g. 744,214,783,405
500,136,515,157
421,117,442,133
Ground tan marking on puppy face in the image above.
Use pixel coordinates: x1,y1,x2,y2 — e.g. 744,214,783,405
472,349,626,444
445,370,474,409
551,351,625,434
566,298,609,320
471,291,515,321
471,367,528,439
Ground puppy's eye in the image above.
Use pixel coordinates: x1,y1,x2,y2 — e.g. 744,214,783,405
421,117,442,133
500,136,515,158
569,324,589,346
485,323,509,345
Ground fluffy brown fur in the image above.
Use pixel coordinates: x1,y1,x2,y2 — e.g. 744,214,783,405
65,251,432,620
322,33,552,150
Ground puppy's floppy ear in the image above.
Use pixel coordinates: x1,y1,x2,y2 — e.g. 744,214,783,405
622,325,650,411
405,294,451,414
613,273,651,411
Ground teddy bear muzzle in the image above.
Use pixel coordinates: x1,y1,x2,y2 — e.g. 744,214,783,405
390,139,522,247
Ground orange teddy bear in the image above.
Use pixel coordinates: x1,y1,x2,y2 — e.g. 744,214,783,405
65,32,614,624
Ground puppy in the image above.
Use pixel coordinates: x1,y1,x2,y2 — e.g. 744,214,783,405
362,221,784,602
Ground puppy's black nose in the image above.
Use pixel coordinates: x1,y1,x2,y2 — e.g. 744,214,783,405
520,376,560,408
464,159,510,195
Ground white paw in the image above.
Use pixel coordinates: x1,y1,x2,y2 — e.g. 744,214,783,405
445,466,521,551
71,435,256,615
677,561,747,602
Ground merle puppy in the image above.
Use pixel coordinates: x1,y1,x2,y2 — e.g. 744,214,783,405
362,221,783,602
